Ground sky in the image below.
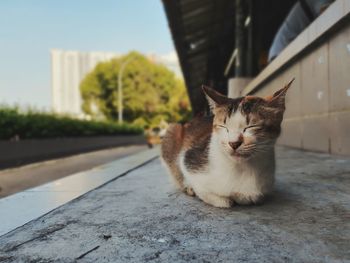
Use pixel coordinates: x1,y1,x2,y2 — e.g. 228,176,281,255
0,0,175,109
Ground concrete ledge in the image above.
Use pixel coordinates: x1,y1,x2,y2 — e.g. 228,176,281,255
0,147,159,236
0,135,146,169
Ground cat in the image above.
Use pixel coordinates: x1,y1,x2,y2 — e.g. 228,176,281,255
161,79,294,208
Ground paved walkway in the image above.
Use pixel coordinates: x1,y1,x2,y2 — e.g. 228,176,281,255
0,147,349,262
0,145,147,198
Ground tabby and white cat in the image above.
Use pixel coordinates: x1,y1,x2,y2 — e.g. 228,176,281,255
161,80,293,208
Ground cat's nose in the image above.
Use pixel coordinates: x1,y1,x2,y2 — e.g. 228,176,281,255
229,140,242,150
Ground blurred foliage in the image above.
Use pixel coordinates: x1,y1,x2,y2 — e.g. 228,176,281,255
80,51,192,127
0,106,143,140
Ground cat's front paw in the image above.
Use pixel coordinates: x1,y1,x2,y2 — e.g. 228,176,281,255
197,192,233,208
210,198,233,208
183,186,196,197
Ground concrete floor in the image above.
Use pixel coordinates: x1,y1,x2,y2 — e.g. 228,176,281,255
0,145,147,198
0,146,349,262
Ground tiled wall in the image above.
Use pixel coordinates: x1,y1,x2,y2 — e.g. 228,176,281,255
254,26,350,155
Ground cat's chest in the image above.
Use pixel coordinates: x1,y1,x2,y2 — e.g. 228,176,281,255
182,154,261,197
206,158,260,196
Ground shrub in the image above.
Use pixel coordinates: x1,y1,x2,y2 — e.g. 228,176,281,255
0,107,143,140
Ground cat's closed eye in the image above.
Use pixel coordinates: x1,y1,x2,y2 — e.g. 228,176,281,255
243,124,261,133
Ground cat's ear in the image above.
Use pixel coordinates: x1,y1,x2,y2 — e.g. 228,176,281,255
266,78,294,109
202,85,229,111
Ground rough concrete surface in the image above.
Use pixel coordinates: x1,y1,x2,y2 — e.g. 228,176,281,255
0,146,349,262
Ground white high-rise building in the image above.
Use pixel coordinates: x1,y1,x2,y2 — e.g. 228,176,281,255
51,49,119,117
148,51,182,77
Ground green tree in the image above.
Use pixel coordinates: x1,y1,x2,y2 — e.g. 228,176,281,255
80,51,191,127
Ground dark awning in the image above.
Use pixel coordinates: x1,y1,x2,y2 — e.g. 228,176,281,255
162,0,295,114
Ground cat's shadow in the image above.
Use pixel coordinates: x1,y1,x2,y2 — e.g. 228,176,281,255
168,187,297,212
196,189,296,211
260,189,295,206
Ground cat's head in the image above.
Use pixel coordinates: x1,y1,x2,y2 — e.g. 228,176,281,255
202,79,294,160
